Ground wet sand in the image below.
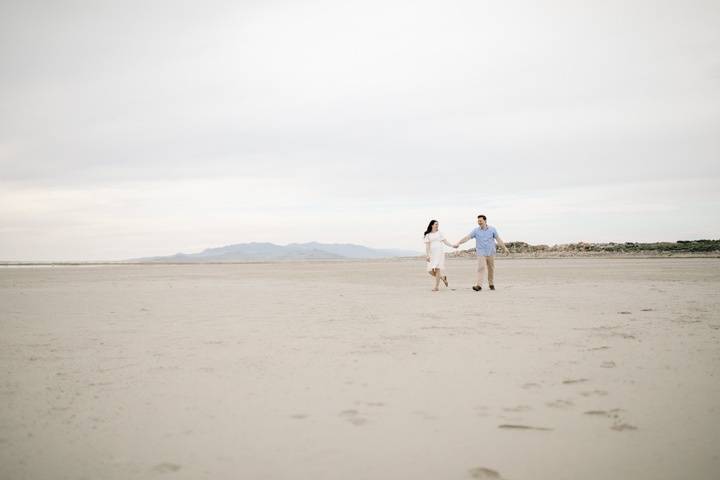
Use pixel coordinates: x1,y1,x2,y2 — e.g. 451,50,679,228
1,258,719,480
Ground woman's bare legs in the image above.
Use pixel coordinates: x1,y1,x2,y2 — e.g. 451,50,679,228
433,268,443,291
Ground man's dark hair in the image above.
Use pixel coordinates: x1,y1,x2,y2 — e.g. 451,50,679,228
477,215,487,221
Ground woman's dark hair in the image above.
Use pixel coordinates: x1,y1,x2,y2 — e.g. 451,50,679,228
424,220,438,236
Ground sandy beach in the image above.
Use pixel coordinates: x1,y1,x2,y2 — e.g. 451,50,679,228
1,257,719,480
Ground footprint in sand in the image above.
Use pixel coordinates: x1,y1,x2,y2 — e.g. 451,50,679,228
587,346,611,351
601,361,616,368
580,390,608,397
584,410,607,416
502,405,531,412
290,414,308,419
611,423,638,431
546,399,574,409
340,409,368,426
468,467,504,479
498,424,553,431
522,382,541,389
584,408,623,418
562,378,588,385
618,311,632,315
152,463,181,473
583,409,636,431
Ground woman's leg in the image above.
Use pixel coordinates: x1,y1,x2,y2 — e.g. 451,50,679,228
433,268,442,290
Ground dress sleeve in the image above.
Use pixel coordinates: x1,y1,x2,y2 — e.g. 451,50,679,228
423,234,430,244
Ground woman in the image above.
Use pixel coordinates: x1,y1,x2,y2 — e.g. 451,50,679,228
423,219,456,291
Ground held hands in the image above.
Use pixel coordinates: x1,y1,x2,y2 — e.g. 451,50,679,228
452,243,459,249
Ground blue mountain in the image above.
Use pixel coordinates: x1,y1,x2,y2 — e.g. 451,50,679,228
132,242,420,262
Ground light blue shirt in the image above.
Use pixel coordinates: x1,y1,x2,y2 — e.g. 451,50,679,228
469,225,499,256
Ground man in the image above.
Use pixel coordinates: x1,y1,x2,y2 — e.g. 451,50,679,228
454,215,510,291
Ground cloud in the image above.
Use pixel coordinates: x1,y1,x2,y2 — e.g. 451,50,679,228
1,176,718,260
0,1,719,259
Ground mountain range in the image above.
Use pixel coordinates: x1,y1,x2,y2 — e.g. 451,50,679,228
131,242,421,262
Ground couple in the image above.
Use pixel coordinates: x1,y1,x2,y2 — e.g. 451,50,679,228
424,214,510,292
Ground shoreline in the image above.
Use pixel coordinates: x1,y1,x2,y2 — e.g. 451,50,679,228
2,253,719,267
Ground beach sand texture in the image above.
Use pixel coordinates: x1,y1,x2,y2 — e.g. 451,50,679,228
1,258,719,480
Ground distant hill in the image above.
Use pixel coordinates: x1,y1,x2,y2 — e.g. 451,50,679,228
450,239,720,257
130,242,421,263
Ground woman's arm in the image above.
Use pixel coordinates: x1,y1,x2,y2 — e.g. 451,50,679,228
425,239,431,261
454,234,471,248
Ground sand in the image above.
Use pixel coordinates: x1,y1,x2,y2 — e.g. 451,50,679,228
1,258,719,480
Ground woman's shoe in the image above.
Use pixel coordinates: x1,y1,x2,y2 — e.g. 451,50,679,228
472,285,482,291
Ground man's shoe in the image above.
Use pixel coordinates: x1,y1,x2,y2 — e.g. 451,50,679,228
472,285,482,291
489,285,495,290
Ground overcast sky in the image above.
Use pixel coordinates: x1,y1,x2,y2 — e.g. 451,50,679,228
1,0,719,260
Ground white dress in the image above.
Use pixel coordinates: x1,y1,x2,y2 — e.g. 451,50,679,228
424,231,446,271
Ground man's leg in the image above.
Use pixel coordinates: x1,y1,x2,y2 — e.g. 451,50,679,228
476,256,485,289
486,256,495,288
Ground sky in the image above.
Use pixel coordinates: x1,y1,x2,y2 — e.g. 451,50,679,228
1,0,719,261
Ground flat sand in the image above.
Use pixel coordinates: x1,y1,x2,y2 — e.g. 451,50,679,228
1,258,719,480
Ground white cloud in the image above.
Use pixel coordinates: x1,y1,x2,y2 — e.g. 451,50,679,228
1,176,718,260
1,1,719,259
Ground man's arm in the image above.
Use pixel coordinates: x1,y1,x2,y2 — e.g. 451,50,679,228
453,234,472,249
495,234,510,254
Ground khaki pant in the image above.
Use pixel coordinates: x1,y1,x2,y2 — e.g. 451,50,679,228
477,255,495,286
